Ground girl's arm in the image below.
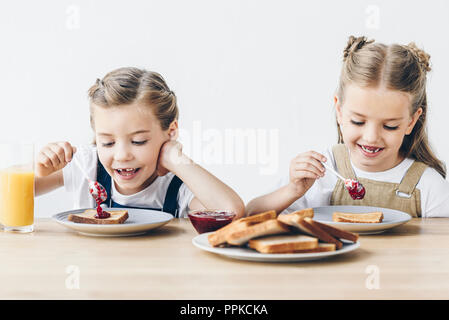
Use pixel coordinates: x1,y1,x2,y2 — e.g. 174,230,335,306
35,171,64,196
245,184,303,216
158,141,245,219
246,150,327,216
34,142,76,196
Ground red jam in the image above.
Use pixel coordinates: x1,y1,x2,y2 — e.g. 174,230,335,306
89,182,110,219
188,210,236,234
344,179,366,200
94,199,110,219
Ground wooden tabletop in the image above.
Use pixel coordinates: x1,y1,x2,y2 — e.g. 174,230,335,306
0,217,448,299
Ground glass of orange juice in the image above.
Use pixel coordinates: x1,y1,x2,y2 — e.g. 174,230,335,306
0,143,34,233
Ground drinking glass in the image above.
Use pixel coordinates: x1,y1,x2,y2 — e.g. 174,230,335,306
0,143,34,233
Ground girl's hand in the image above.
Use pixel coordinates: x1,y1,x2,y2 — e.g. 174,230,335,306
287,150,327,198
156,140,186,176
36,142,76,177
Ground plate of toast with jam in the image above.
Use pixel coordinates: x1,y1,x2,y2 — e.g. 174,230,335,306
192,209,360,262
312,205,412,234
52,208,173,237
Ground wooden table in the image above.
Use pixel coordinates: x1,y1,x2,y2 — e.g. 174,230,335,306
0,217,448,299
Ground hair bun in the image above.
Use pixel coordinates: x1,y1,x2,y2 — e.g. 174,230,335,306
343,36,374,60
407,42,431,72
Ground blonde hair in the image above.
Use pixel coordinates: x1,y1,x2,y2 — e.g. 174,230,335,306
88,67,178,131
336,36,446,178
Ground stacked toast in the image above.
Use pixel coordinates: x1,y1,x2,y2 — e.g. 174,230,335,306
208,208,359,254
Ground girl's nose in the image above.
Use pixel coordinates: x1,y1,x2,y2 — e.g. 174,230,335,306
113,143,133,162
362,124,381,144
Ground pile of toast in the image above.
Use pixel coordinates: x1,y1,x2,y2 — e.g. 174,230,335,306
68,209,129,224
332,211,383,223
208,208,359,254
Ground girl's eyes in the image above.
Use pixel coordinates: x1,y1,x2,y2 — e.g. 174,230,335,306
350,120,399,131
350,120,364,126
102,142,114,147
383,125,399,131
132,140,148,145
101,140,148,147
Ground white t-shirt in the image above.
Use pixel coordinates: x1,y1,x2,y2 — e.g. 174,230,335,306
62,145,195,217
275,147,449,218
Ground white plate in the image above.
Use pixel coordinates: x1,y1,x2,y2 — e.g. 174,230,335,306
52,208,173,237
313,205,411,234
192,232,360,262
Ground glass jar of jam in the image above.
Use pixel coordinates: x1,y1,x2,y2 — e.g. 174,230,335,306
188,210,236,234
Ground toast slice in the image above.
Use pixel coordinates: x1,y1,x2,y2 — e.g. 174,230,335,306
279,214,343,249
248,234,318,254
240,210,277,224
68,209,129,225
333,211,383,223
289,208,314,219
208,210,278,247
208,220,252,247
305,218,359,243
291,243,336,253
226,219,290,246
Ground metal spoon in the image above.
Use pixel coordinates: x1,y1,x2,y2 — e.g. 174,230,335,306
321,161,365,200
72,156,107,204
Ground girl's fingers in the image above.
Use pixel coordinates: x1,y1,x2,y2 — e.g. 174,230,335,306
294,151,327,164
48,144,65,163
291,169,321,181
292,170,319,180
42,148,61,169
37,151,52,168
58,142,75,162
291,162,324,178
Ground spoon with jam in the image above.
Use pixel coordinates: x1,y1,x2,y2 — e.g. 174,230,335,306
72,157,110,218
321,161,365,200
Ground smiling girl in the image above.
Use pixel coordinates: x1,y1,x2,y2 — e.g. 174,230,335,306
35,67,244,218
246,36,449,218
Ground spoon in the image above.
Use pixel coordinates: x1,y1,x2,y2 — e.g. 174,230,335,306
72,157,109,216
321,161,366,200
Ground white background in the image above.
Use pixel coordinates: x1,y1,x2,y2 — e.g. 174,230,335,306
0,0,448,217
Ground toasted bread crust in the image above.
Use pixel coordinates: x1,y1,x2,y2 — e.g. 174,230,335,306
290,208,314,219
276,208,314,225
300,218,343,249
208,220,251,247
333,212,383,223
226,219,290,246
68,210,129,225
240,210,277,224
291,243,336,253
249,234,318,253
307,219,359,242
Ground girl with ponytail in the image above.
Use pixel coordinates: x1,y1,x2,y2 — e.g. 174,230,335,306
247,36,449,218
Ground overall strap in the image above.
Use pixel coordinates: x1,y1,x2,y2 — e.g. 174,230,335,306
96,157,183,217
162,175,183,217
396,161,428,198
332,144,357,179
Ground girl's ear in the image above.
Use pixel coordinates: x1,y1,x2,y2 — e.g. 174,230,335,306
406,107,423,135
167,120,179,140
334,95,343,125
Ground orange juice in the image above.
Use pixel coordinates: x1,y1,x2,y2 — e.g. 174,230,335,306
0,168,34,227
